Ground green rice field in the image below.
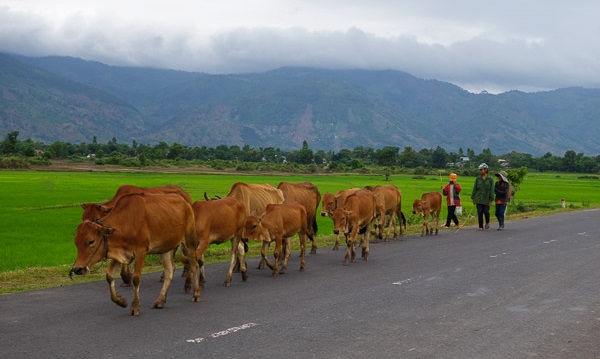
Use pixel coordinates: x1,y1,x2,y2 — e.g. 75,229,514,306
1,170,599,273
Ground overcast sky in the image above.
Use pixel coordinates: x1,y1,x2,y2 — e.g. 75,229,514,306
1,1,600,93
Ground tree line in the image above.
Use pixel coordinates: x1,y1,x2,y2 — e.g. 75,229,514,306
1,131,599,174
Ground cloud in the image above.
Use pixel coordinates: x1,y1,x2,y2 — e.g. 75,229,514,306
1,1,600,93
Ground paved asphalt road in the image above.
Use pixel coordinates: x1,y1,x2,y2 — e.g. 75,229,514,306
2,209,599,359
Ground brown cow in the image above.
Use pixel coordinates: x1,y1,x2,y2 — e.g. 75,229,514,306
69,193,200,316
277,182,321,254
192,197,248,287
80,184,193,286
412,191,442,237
365,185,403,241
321,187,361,250
243,203,308,277
330,190,376,266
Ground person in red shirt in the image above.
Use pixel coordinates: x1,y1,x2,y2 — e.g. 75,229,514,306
441,173,462,229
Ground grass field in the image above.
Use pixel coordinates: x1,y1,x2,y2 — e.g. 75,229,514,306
1,169,599,292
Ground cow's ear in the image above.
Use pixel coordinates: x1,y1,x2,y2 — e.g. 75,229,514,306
345,210,354,216
80,203,87,209
251,209,258,216
103,227,116,235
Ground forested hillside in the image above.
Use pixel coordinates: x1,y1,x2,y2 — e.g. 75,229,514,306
2,53,600,156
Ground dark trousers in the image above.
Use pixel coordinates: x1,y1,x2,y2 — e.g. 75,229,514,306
495,203,507,227
476,203,490,228
445,205,459,226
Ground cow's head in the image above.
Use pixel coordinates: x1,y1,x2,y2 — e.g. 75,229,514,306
69,220,114,278
331,208,352,235
243,215,268,242
412,199,425,216
320,192,335,217
80,203,111,221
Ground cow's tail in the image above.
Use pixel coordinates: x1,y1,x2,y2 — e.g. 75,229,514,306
401,211,407,229
242,239,249,254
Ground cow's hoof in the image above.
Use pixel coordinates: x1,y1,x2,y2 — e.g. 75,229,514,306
152,301,165,309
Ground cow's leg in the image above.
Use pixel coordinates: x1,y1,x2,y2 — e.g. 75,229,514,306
237,240,248,282
299,232,307,272
309,233,317,255
224,239,241,287
333,232,340,251
179,244,190,278
389,211,398,240
195,236,211,285
279,237,291,275
153,251,174,310
260,241,274,271
107,259,127,308
434,210,440,235
120,263,132,287
272,236,282,276
362,225,371,261
343,236,352,266
130,252,147,316
198,254,206,285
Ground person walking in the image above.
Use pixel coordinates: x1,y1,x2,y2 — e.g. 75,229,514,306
471,163,494,230
494,170,511,230
441,173,462,229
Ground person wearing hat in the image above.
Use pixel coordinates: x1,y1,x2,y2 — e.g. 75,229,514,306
471,163,495,230
494,170,511,230
441,173,462,229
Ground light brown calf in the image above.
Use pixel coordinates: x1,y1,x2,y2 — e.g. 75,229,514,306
366,185,403,241
412,191,442,237
331,189,376,266
244,203,308,277
192,197,248,287
278,181,321,254
321,187,361,250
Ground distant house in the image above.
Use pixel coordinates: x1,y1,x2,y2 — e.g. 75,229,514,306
34,149,43,156
498,159,510,168
460,156,470,162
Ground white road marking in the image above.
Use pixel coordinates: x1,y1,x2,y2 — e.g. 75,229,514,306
186,323,258,344
393,278,413,286
543,240,558,244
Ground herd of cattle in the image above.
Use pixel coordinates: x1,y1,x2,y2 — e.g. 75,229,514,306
69,182,443,316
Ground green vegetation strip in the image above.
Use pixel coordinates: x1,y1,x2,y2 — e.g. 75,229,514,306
1,170,598,294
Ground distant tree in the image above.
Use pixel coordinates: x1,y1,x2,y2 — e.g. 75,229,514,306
561,150,578,172
375,146,399,166
167,142,185,159
399,146,419,168
296,141,314,164
333,149,353,165
1,131,19,155
431,146,449,168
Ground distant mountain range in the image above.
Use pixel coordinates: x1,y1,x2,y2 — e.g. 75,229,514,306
1,52,599,156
